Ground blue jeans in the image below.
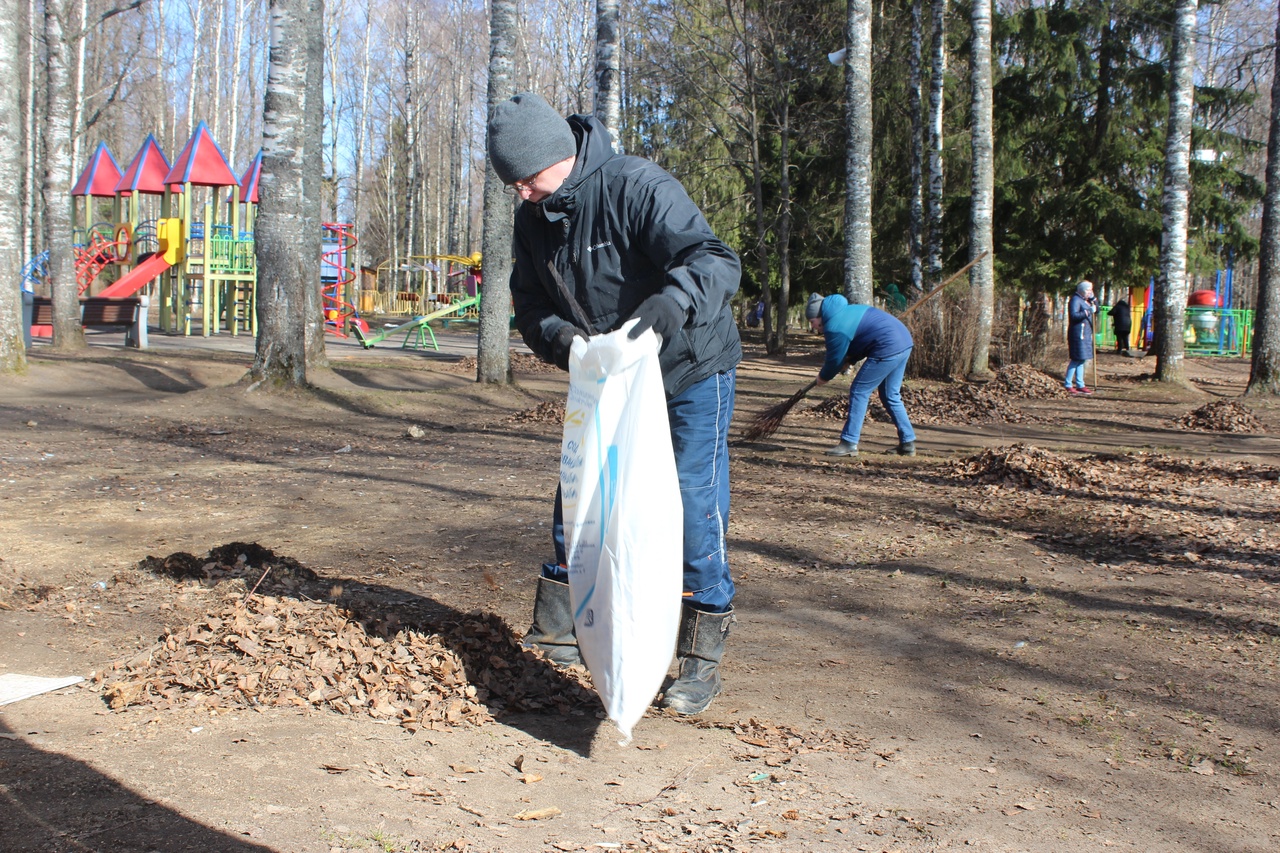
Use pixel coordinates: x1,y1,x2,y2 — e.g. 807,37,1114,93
543,369,737,613
841,347,916,446
1065,360,1087,389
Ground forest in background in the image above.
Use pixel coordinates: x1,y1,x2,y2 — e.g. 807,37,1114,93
8,1,1279,338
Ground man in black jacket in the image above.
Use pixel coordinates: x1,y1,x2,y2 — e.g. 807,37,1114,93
488,92,742,715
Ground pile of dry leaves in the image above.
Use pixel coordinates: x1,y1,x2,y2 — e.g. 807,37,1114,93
945,443,1090,492
1174,400,1263,433
987,364,1072,399
799,382,1032,425
104,545,596,730
506,400,565,425
447,353,559,375
946,443,1279,495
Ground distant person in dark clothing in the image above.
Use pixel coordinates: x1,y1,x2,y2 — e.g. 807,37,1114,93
1111,297,1132,355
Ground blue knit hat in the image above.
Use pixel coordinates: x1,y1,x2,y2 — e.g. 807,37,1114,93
487,93,577,185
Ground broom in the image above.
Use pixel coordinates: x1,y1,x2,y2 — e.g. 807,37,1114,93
739,379,818,442
738,252,989,443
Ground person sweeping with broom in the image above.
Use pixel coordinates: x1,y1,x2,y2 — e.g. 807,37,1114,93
806,293,917,458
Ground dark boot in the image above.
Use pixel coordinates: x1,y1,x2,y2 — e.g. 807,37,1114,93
523,576,582,668
662,604,734,715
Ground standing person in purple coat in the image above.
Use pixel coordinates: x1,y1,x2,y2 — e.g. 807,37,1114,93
806,293,917,458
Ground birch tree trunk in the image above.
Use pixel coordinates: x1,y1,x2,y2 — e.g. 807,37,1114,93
1154,0,1197,386
908,0,924,297
746,56,775,352
211,0,225,139
594,0,623,152
70,0,85,173
252,0,324,389
967,0,995,380
843,0,873,305
926,0,946,286
353,5,372,268
43,0,83,351
156,0,170,147
22,0,35,267
0,0,25,372
227,0,245,167
301,0,326,367
1247,3,1280,396
402,14,420,279
775,92,794,350
185,0,205,140
477,0,517,385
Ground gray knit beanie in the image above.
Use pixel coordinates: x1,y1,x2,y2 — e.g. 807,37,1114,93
805,293,825,321
487,92,577,185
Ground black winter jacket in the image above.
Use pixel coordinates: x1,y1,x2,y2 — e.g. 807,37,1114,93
509,114,742,397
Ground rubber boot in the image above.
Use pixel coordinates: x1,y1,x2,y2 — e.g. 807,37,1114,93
523,576,582,668
662,604,734,715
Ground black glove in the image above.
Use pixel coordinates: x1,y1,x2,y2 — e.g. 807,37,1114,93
551,325,586,370
626,292,687,343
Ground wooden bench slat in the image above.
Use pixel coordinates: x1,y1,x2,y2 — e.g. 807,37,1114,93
32,296,141,327
80,298,141,327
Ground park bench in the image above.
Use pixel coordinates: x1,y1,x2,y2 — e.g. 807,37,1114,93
29,295,149,348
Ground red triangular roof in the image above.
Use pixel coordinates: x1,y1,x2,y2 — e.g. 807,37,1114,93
239,150,262,204
71,143,124,197
163,121,239,188
115,135,172,196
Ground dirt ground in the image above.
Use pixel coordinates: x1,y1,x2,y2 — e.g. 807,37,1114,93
2,326,1278,853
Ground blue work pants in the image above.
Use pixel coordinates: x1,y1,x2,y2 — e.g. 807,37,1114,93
542,369,737,613
841,348,916,447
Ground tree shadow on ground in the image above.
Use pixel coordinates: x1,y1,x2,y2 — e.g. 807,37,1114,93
1,719,276,853
104,360,206,394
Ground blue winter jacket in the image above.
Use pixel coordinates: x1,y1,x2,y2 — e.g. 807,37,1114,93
817,295,913,381
1067,293,1095,361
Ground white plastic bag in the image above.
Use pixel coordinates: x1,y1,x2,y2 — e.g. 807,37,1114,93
560,324,683,742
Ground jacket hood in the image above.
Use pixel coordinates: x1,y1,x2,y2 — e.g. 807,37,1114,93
820,293,849,323
538,114,614,220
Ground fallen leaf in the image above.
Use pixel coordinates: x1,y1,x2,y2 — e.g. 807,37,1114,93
514,806,561,820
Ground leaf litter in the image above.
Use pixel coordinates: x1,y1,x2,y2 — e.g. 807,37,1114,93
102,543,598,729
797,365,1068,427
1174,399,1264,433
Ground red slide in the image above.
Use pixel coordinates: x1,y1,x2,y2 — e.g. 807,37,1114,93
96,252,173,298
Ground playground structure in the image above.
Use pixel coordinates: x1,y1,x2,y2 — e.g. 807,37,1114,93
322,222,367,337
27,125,258,340
30,125,424,343
335,253,484,350
373,254,483,316
1096,270,1253,357
27,121,494,347
352,293,481,351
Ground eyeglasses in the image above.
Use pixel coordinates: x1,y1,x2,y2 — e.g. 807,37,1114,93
503,170,542,196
